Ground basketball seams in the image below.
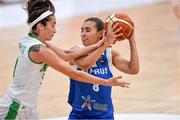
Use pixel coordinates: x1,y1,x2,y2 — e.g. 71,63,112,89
112,17,134,29
105,12,134,40
105,13,134,30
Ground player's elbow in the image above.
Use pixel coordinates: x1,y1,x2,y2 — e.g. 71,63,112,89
131,70,139,74
78,63,91,70
64,58,70,62
130,68,139,74
128,64,139,74
79,65,90,70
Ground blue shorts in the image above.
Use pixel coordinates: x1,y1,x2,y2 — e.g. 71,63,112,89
68,109,114,120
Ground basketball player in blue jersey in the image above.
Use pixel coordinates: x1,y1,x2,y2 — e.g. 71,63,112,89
66,17,139,119
46,17,136,119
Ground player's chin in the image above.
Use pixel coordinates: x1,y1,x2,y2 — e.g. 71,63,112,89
47,36,54,41
46,38,52,41
82,41,89,46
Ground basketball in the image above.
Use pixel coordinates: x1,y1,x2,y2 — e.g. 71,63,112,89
104,12,134,41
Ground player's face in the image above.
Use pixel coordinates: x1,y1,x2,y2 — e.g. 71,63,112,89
43,16,56,41
81,21,102,46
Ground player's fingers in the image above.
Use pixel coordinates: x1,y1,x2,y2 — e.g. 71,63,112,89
115,33,123,38
115,76,122,79
123,85,129,88
109,44,113,48
103,29,107,36
114,27,122,34
123,82,130,85
112,23,119,31
121,82,130,88
113,40,117,44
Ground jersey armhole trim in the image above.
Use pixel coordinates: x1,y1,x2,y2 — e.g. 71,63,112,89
13,58,18,78
106,48,113,74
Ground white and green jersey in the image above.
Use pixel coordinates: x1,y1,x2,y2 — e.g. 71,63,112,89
4,33,48,108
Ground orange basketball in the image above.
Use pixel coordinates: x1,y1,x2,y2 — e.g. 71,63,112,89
104,12,134,41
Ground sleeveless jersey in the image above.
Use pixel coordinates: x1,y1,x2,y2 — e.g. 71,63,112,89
68,47,114,116
3,33,48,108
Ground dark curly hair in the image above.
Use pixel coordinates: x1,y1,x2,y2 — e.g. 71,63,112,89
25,0,55,35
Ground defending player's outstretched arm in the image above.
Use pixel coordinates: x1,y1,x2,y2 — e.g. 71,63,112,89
44,40,104,61
29,45,130,87
44,23,122,62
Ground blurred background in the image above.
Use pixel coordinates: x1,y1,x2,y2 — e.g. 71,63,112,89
0,0,179,119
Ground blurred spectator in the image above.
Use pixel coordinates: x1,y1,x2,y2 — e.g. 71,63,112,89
171,0,180,34
0,0,24,4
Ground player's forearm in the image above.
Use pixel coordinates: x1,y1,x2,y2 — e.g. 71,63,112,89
68,43,100,60
46,42,69,61
129,39,139,74
38,47,118,86
70,70,111,86
42,51,109,86
75,41,109,70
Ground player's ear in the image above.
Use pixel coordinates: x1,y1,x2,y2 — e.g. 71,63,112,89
98,30,103,40
36,22,45,31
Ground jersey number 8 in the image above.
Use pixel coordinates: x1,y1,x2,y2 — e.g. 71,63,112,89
92,84,99,92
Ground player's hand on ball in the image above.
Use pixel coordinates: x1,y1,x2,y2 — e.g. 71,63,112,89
105,12,134,41
104,23,123,46
108,76,130,88
112,23,124,42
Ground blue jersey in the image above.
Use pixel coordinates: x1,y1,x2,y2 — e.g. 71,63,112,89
68,48,114,117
